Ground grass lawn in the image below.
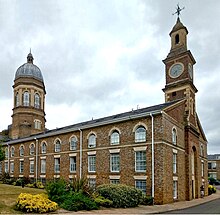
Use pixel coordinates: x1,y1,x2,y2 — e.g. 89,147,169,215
0,183,46,214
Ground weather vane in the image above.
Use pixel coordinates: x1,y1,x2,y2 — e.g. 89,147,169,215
172,3,185,18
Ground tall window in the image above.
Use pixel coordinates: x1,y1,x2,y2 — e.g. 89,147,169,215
20,161,24,173
20,146,24,156
41,142,46,154
88,155,96,172
55,140,61,152
173,181,178,199
173,153,177,174
41,159,46,173
110,131,120,145
88,134,96,148
135,151,146,172
110,153,120,172
172,128,177,145
54,158,60,173
5,162,8,173
135,180,146,194
34,120,42,130
11,147,15,157
70,157,76,172
88,178,96,190
135,126,146,142
70,136,77,150
34,93,40,108
201,161,204,177
15,92,19,107
5,148,8,158
23,91,30,106
10,162,14,173
30,160,34,173
30,144,35,155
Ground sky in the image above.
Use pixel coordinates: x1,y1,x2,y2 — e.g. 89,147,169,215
0,0,219,154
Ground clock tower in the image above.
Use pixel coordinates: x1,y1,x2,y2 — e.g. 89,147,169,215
163,17,197,125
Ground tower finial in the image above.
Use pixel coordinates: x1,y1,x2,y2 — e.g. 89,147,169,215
172,3,185,18
30,48,31,54
27,50,34,64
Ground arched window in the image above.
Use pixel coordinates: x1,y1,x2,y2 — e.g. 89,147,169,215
55,139,61,152
30,144,35,155
175,34,180,44
88,134,96,148
15,92,19,107
11,147,15,157
23,91,30,106
34,93,40,109
5,148,8,158
70,136,77,150
172,128,177,145
20,146,24,156
41,142,47,154
110,131,120,145
135,126,146,142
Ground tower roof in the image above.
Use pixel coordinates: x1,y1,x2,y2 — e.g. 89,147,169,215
169,17,188,36
15,52,44,82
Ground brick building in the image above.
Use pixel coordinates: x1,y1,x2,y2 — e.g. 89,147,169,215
0,17,208,204
208,154,220,180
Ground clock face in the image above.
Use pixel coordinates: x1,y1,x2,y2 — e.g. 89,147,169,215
188,63,193,79
169,63,184,78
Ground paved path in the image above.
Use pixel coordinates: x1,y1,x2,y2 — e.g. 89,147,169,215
57,190,220,214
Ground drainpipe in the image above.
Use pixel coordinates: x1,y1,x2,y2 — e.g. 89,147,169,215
79,129,83,179
150,113,154,204
7,144,10,173
35,138,38,182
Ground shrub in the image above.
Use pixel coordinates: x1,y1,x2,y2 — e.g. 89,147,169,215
61,192,98,211
208,185,216,195
14,178,22,186
0,172,10,183
16,193,58,213
96,184,142,208
140,195,154,205
94,195,113,207
45,179,68,205
69,177,90,194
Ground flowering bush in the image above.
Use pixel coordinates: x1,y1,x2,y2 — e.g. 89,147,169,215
208,185,216,195
16,193,58,213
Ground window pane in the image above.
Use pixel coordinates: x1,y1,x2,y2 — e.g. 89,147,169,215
54,158,60,173
88,155,96,172
42,143,46,153
34,94,40,108
23,92,30,106
111,131,119,145
88,134,96,148
55,140,61,152
173,181,178,199
110,153,120,172
135,126,146,142
135,151,146,172
172,129,177,145
41,159,46,173
135,180,146,194
70,137,77,150
173,153,177,174
70,157,76,172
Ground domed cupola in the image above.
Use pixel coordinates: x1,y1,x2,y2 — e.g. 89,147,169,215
15,52,44,82
10,52,46,140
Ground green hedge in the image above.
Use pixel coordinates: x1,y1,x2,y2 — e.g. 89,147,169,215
96,184,142,208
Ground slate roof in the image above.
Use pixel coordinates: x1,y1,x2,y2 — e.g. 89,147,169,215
208,154,220,160
5,99,181,144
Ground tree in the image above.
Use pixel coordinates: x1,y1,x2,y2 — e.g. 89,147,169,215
0,144,5,161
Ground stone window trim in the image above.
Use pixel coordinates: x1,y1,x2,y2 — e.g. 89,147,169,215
135,151,146,172
19,144,25,157
41,141,47,154
10,146,15,157
172,127,177,145
133,123,147,143
109,175,120,180
108,127,121,136
29,143,35,155
110,130,120,145
69,153,77,157
87,132,97,148
133,146,147,152
69,135,78,151
87,175,96,179
54,138,62,152
87,151,96,155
